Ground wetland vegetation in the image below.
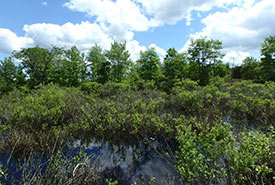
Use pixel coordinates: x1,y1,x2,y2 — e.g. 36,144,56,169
0,36,275,184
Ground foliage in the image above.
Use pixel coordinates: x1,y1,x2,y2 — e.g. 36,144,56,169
162,48,188,90
228,131,274,184
173,78,199,91
13,46,54,88
231,66,242,79
87,44,110,84
0,84,88,131
51,46,87,87
105,41,131,82
2,35,275,184
176,117,234,184
0,57,25,94
175,117,274,184
137,47,161,81
40,150,98,185
241,57,260,80
233,35,275,82
260,35,275,81
80,81,103,94
0,79,275,184
187,37,224,86
106,179,118,185
11,149,98,185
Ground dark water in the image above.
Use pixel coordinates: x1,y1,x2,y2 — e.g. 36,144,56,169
69,139,180,184
0,138,180,185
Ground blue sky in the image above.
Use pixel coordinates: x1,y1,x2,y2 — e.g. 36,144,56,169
0,0,274,64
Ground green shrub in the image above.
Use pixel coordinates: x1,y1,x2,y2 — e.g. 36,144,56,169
173,78,198,91
96,82,130,97
229,131,274,184
175,117,274,184
175,117,234,184
79,81,103,94
3,84,88,130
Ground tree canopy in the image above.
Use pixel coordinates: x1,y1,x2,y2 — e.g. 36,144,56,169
187,37,224,85
1,36,275,94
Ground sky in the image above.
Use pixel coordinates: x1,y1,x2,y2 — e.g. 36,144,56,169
0,0,274,65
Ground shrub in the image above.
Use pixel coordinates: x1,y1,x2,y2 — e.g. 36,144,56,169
175,117,234,184
175,117,274,184
79,81,103,95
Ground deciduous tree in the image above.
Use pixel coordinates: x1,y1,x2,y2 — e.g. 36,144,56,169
87,44,110,84
13,46,54,88
137,47,161,81
187,37,224,85
260,36,275,81
105,41,131,82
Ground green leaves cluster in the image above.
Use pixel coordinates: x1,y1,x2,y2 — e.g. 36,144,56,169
175,118,234,183
175,117,274,184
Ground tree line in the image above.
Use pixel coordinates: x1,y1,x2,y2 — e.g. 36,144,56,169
232,36,275,82
0,36,274,94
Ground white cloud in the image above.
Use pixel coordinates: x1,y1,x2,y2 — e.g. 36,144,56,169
135,0,248,26
126,40,147,61
223,51,250,66
0,22,147,62
64,0,248,40
1,0,271,66
64,0,153,42
191,0,275,52
149,43,166,57
0,28,33,54
42,1,47,6
23,21,112,51
179,0,275,64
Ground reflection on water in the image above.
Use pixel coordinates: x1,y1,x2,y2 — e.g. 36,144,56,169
67,139,180,185
1,138,180,185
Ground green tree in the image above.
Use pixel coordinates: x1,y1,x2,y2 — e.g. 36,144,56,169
137,47,161,81
50,46,87,87
260,36,275,81
105,41,131,82
187,37,224,86
87,44,110,84
13,46,54,88
241,57,260,80
213,61,230,78
63,46,87,86
163,48,187,85
0,57,25,93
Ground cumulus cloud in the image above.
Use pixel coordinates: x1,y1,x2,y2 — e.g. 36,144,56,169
126,40,147,61
149,43,166,57
0,22,149,62
64,0,151,31
223,51,250,66
1,0,271,65
64,0,249,39
23,21,113,51
191,0,275,52
64,0,153,41
0,22,115,54
136,0,249,26
0,28,33,54
179,0,275,63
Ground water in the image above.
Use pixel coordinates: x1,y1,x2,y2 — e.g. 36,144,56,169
69,139,180,184
0,138,180,185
